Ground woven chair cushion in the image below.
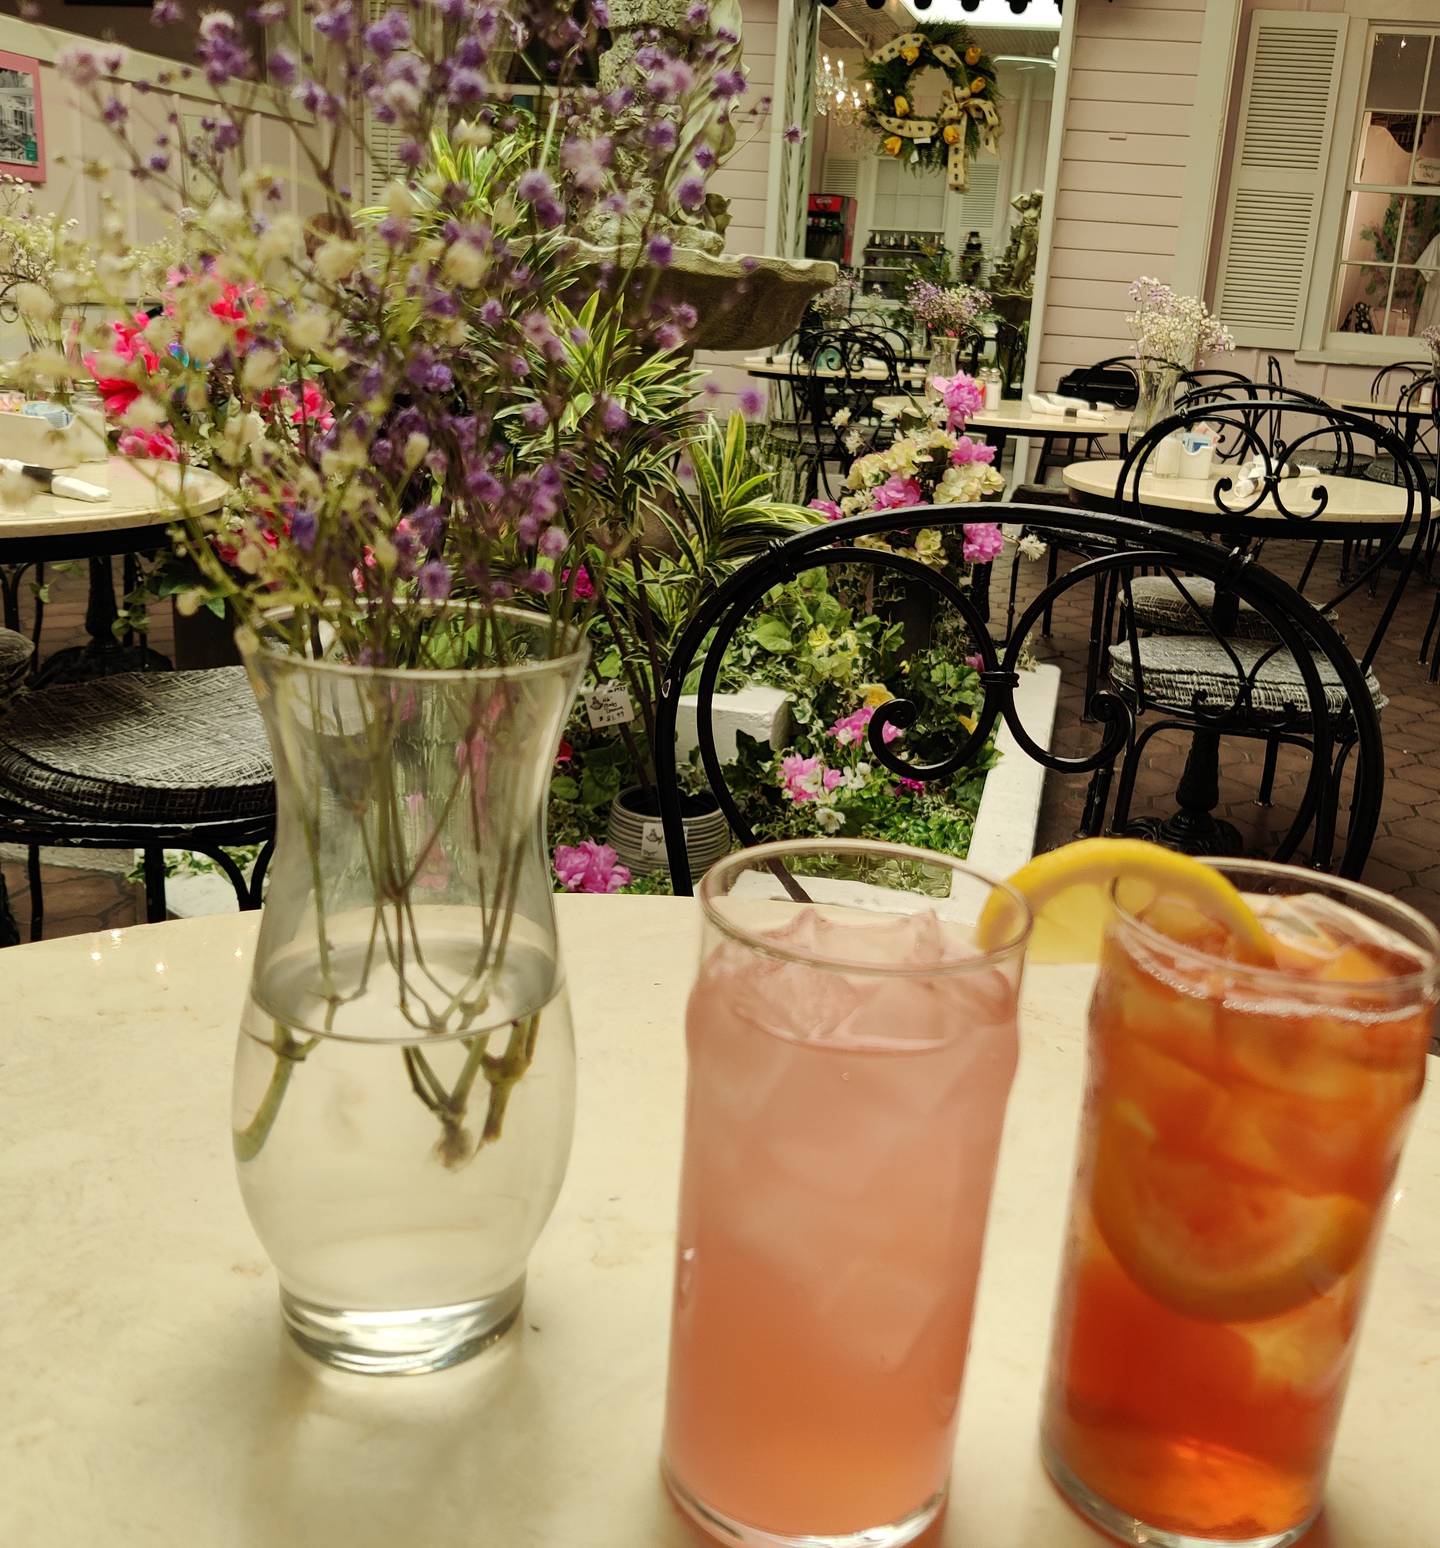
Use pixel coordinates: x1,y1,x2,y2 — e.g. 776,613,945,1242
1108,636,1386,719
1125,575,1341,643
1363,454,1437,487
0,667,273,825
0,628,32,695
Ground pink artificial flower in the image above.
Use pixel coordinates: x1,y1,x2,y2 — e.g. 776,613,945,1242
829,703,901,747
962,522,1004,565
869,474,922,511
808,498,843,521
950,435,995,466
823,767,844,792
896,777,926,795
85,313,160,419
933,371,984,430
562,565,596,602
553,839,631,893
965,653,984,671
780,752,827,803
117,426,182,462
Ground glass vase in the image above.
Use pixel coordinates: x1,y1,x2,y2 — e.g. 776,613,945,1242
233,606,587,1375
1129,360,1182,438
927,334,959,398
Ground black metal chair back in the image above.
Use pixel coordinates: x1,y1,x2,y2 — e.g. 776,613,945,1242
1117,393,1429,671
797,327,905,499
1057,354,1139,409
654,505,1385,891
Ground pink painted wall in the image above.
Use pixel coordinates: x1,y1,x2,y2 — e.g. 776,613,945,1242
1034,0,1207,389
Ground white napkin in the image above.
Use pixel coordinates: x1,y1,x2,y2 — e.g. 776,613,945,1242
1045,393,1088,410
1076,407,1109,422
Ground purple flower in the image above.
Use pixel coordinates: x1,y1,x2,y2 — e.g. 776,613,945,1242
290,509,317,551
654,322,684,351
646,233,674,267
524,568,556,595
151,0,183,25
267,47,297,85
676,175,705,211
417,560,452,601
57,45,104,86
783,123,803,145
554,840,631,894
738,386,765,420
694,145,717,170
102,96,128,126
313,3,353,44
448,68,486,105
521,402,550,430
538,526,567,559
686,1,710,22
516,167,563,228
711,68,747,100
364,9,411,57
598,396,629,433
561,134,613,194
647,121,677,154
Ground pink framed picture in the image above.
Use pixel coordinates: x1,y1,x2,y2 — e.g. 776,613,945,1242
0,52,44,183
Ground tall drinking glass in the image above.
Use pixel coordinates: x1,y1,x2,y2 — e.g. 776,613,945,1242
662,839,1032,1548
1043,860,1440,1548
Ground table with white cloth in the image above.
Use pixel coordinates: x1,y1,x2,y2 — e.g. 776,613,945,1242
2,895,1438,1547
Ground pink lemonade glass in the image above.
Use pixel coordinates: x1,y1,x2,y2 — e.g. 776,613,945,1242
662,839,1032,1548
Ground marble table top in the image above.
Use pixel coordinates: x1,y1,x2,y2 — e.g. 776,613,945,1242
0,456,230,543
1063,458,1414,527
1,896,1436,1546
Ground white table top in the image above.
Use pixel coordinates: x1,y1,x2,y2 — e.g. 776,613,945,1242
0,456,230,542
2,897,1436,1547
1326,393,1433,418
1063,458,1414,527
872,398,1130,438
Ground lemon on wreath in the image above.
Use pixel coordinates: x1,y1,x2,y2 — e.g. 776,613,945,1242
970,76,986,93
900,44,920,64
942,123,961,146
894,95,910,116
965,44,982,65
882,135,903,157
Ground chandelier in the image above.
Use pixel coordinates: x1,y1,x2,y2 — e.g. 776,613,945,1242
815,54,870,129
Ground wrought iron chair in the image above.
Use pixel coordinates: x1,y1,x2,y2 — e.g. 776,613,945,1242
1107,396,1425,832
0,666,276,943
653,506,1386,892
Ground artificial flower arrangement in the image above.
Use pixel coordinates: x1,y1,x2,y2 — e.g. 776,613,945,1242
1421,324,1440,373
1126,277,1234,370
905,278,990,344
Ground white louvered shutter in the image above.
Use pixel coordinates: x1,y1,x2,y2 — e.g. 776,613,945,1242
955,161,1001,257
1213,12,1348,348
821,155,860,197
361,0,407,200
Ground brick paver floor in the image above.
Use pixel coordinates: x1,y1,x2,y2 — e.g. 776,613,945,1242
6,516,1440,944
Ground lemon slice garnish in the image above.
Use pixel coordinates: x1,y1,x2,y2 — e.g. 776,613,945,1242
979,837,1274,966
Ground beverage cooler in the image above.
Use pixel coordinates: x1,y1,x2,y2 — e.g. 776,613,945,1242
804,194,855,266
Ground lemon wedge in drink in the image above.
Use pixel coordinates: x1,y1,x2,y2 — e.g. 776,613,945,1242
977,837,1275,966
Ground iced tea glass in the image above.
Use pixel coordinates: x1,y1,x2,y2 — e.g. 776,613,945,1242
1043,860,1440,1548
662,839,1032,1548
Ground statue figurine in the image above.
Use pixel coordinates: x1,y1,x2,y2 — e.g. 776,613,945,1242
993,189,1043,296
958,229,985,286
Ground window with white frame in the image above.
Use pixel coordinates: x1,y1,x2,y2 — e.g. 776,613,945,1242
1331,28,1440,342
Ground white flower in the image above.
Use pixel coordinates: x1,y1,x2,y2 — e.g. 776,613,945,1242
815,805,845,833
442,240,485,289
286,309,330,352
843,429,863,454
14,283,54,323
183,313,228,361
240,348,282,391
1017,532,1047,560
831,407,852,428
313,239,361,284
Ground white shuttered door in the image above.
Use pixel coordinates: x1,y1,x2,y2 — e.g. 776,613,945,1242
1214,12,1348,349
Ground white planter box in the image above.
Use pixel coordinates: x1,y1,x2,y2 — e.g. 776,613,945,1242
676,684,790,764
966,663,1061,880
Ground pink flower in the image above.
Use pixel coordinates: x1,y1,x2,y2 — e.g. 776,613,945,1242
563,566,595,602
933,371,984,430
962,522,1004,565
780,752,829,803
896,777,926,795
553,840,631,893
965,653,984,671
950,435,995,466
823,767,843,792
808,498,843,521
117,427,182,462
86,313,160,419
869,474,922,511
555,739,573,766
829,703,902,747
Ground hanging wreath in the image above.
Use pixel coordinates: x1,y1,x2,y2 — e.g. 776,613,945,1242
861,24,1001,192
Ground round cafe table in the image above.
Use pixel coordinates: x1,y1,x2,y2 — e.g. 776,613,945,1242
0,456,230,681
1,895,1436,1547
1062,457,1412,537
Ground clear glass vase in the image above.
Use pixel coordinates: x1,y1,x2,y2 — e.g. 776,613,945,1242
926,334,959,398
1129,359,1182,438
233,606,587,1375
